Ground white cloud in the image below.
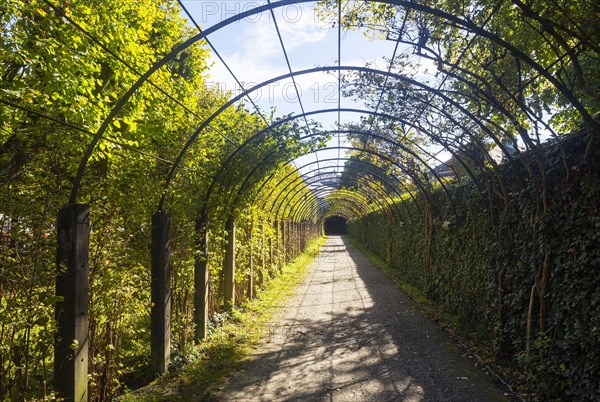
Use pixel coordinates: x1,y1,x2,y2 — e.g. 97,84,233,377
205,3,330,89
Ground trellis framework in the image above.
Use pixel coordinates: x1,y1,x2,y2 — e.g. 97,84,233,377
1,0,598,399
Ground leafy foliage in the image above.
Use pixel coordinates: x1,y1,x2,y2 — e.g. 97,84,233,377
0,1,321,399
347,132,600,400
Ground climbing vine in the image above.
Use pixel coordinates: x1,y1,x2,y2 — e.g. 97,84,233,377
346,132,600,400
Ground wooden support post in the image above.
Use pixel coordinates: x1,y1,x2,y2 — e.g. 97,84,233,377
279,219,283,265
151,211,171,374
287,221,292,259
294,222,298,257
260,222,266,286
291,222,296,257
272,220,278,275
247,228,254,300
291,221,295,257
296,222,300,255
304,222,308,248
194,213,210,340
223,216,236,310
283,220,288,263
279,220,285,266
269,233,274,277
55,204,90,402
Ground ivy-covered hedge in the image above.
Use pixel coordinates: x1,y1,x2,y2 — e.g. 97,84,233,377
349,133,600,400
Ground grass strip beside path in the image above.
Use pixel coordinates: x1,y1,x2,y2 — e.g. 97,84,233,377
123,236,327,402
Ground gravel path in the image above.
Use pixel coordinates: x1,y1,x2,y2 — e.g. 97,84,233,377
214,236,510,401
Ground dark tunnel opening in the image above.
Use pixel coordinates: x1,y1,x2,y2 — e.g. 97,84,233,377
323,216,348,235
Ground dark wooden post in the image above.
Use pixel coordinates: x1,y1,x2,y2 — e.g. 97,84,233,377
275,219,281,269
55,204,90,402
296,222,300,255
247,227,254,300
194,213,210,340
281,220,287,264
223,216,236,310
293,222,297,257
269,227,274,277
291,221,295,258
285,220,293,263
272,220,277,275
291,222,296,257
151,210,171,374
260,221,266,286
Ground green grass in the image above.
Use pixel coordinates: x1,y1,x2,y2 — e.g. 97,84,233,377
121,236,327,402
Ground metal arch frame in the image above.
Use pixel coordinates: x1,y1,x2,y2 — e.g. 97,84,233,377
203,104,499,219
261,157,417,216
67,0,597,203
228,140,426,222
276,170,401,222
292,177,400,222
269,158,400,226
231,129,457,219
307,200,365,225
250,144,437,219
307,188,397,223
236,147,436,218
293,187,375,219
254,153,421,216
183,65,526,212
288,186,384,224
316,202,375,224
204,112,447,222
225,122,493,220
191,66,519,216
274,175,394,222
268,163,406,219
297,196,368,224
291,181,398,223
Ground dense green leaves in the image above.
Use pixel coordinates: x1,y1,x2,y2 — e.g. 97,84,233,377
348,133,600,400
0,0,320,399
320,0,599,153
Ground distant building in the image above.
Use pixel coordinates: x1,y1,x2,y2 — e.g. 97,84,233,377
317,171,340,187
489,137,519,164
432,137,518,180
433,162,454,178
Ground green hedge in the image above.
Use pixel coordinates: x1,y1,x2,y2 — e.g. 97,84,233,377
349,133,600,400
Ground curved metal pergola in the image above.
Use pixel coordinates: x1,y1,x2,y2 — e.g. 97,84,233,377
8,1,594,396
64,0,597,206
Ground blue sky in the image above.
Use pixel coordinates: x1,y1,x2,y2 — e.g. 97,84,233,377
178,1,449,182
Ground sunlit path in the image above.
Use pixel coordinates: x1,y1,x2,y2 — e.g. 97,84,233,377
215,237,508,401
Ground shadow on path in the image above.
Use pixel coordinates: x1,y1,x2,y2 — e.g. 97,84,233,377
213,236,510,401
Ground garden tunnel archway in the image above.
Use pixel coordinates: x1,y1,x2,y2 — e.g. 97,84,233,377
323,216,349,235
1,0,598,400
